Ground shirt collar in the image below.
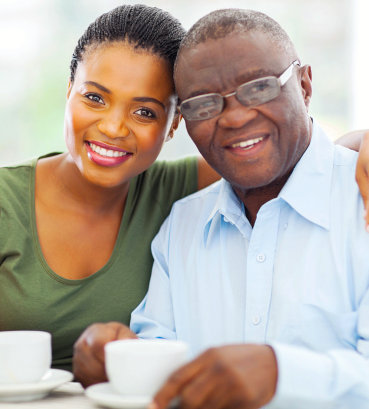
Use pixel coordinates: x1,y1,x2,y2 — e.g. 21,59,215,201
204,179,245,245
278,120,333,230
203,120,334,245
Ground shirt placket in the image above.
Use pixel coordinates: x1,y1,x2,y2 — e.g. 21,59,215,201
244,200,281,343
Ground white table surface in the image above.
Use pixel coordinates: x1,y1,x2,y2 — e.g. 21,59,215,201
0,382,96,409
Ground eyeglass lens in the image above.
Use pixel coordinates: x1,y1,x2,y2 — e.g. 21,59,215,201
181,76,281,121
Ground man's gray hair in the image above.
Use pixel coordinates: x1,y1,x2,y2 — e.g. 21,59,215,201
177,9,297,62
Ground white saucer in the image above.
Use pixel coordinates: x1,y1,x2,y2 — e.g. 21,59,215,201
0,368,73,402
86,382,151,409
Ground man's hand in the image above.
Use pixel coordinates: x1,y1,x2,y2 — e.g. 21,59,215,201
356,131,369,230
151,344,278,409
73,321,137,387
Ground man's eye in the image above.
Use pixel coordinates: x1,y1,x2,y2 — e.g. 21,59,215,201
135,108,156,119
252,82,269,92
85,93,104,104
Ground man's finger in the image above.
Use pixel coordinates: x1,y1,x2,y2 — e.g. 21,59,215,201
116,325,138,340
151,356,205,409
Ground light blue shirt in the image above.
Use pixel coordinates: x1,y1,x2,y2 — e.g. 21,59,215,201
131,122,369,409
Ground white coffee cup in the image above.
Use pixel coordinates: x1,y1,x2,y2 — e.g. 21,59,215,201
0,331,52,384
105,339,189,397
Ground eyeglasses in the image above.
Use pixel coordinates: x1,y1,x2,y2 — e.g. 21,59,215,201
179,60,300,121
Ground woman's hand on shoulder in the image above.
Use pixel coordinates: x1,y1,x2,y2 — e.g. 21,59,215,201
73,321,137,388
336,129,369,230
356,132,369,230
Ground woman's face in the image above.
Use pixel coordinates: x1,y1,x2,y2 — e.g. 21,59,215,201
64,42,178,188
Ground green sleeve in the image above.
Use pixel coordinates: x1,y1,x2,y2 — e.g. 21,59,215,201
133,156,198,221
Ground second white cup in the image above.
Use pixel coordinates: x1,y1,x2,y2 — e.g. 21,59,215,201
105,339,188,397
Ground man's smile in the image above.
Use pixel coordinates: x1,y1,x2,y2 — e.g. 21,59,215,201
223,133,270,158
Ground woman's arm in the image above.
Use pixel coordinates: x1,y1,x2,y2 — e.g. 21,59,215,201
336,130,369,230
197,157,220,190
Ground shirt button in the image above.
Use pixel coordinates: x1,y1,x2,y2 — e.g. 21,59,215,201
252,315,262,325
283,223,288,230
256,253,266,263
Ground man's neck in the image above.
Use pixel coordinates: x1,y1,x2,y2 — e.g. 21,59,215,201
233,118,314,226
233,172,291,227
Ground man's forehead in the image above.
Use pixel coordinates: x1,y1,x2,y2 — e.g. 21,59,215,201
178,31,286,69
175,31,288,92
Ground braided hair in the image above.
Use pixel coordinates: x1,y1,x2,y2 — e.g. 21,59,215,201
70,4,185,82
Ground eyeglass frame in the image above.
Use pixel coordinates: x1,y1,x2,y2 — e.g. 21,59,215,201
178,60,301,121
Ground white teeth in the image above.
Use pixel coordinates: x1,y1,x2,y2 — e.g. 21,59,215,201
89,142,127,157
231,136,264,149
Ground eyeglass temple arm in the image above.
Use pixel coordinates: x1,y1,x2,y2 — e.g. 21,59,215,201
279,60,301,86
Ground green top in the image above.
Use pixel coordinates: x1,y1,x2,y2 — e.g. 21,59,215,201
0,154,197,372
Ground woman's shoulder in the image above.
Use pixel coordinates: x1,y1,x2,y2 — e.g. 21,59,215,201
129,157,198,215
0,158,36,190
144,156,197,184
0,153,62,200
137,156,197,194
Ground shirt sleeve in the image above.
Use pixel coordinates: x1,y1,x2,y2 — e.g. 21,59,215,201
266,289,369,409
130,215,176,340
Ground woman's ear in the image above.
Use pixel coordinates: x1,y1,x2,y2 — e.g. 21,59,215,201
165,111,182,142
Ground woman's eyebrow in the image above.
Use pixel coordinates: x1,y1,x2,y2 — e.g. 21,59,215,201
133,97,165,109
82,83,165,109
83,81,111,94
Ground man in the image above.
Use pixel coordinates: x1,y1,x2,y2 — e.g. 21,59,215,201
74,9,369,408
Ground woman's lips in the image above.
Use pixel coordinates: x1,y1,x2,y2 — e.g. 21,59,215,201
85,141,132,167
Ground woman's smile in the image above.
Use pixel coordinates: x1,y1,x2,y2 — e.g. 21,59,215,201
85,141,132,167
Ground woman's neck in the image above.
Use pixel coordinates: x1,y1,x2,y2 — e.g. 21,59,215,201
36,153,130,216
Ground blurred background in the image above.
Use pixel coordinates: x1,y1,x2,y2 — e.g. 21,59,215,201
0,0,368,165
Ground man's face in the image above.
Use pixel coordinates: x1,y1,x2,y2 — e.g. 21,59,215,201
175,31,312,192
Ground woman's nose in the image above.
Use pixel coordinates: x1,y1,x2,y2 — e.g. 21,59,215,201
97,111,131,138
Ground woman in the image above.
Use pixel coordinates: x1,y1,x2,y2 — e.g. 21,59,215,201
0,4,217,373
0,4,366,375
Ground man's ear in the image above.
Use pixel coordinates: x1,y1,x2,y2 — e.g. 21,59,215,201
66,79,73,99
165,111,182,142
299,65,312,111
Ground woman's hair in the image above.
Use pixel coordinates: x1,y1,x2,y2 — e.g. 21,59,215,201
70,4,185,82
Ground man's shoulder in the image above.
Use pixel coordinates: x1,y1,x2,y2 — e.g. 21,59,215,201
172,180,222,209
331,144,358,194
164,180,222,228
333,143,358,167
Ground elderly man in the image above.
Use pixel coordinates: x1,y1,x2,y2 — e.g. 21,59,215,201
74,9,369,409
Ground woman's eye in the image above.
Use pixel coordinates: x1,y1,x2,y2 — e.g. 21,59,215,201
135,108,156,119
85,93,104,104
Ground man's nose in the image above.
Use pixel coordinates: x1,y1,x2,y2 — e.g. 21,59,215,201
97,110,131,138
217,96,258,129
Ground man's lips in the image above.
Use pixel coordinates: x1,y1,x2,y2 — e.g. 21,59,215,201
224,133,270,157
85,141,132,167
225,133,269,149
